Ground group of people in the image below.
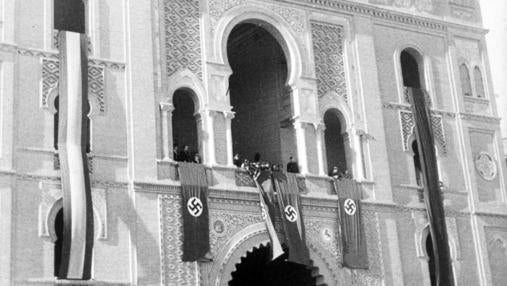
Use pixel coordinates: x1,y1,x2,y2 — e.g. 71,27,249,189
173,144,201,164
232,153,301,174
329,166,352,180
175,147,352,179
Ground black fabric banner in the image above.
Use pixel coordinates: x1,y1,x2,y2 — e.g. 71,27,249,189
178,162,210,262
334,178,368,269
272,171,310,266
407,88,454,286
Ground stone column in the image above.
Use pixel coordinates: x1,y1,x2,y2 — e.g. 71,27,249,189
159,102,174,160
315,123,327,176
224,111,235,167
293,120,309,175
204,110,217,166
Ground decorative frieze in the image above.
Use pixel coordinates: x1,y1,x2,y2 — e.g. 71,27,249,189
163,0,202,79
399,110,447,154
311,22,347,101
40,57,106,114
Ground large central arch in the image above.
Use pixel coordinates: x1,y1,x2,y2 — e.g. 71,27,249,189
226,22,296,165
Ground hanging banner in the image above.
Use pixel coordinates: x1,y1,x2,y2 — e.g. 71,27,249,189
55,0,93,279
178,162,210,261
272,171,310,266
407,87,454,286
254,170,284,261
334,178,368,269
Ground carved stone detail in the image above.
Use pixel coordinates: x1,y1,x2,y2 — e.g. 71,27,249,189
40,58,106,115
38,182,108,241
311,22,347,101
163,0,202,79
209,210,263,256
159,195,197,285
208,0,307,40
474,152,497,181
399,110,447,154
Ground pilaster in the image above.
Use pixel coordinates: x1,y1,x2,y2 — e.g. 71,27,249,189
159,102,174,161
352,15,393,201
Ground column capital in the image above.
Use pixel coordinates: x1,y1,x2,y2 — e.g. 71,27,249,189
223,111,235,120
159,102,174,112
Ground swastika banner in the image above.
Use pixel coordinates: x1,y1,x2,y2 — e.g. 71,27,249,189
178,162,210,261
334,179,368,269
273,171,310,266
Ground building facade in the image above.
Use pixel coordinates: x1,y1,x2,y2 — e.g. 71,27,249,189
0,0,506,285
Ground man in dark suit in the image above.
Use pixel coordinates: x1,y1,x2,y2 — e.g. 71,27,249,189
286,156,299,173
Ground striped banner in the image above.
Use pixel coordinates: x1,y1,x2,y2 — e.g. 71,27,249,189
254,170,284,261
57,31,94,280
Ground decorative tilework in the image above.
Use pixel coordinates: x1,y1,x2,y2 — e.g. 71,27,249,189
399,110,447,154
41,58,59,107
88,65,105,113
311,22,347,100
40,58,106,115
163,0,202,79
159,195,196,286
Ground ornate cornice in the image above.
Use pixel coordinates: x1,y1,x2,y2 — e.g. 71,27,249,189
459,112,501,124
0,43,125,70
286,0,485,34
383,102,456,118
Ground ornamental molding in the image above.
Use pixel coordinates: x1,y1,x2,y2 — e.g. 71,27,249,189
0,44,125,70
290,0,486,34
382,102,456,118
459,112,501,124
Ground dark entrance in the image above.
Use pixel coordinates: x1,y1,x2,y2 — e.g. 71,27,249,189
426,234,437,286
229,243,323,286
54,209,64,277
227,23,296,166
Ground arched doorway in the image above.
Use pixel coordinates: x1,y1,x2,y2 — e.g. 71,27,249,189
228,243,318,286
54,209,64,278
227,23,295,166
323,109,348,175
172,88,199,161
425,234,437,286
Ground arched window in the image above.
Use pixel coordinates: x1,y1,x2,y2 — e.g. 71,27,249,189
324,109,348,176
400,49,423,89
172,89,199,162
473,66,485,98
426,234,437,286
54,208,64,278
459,63,472,97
